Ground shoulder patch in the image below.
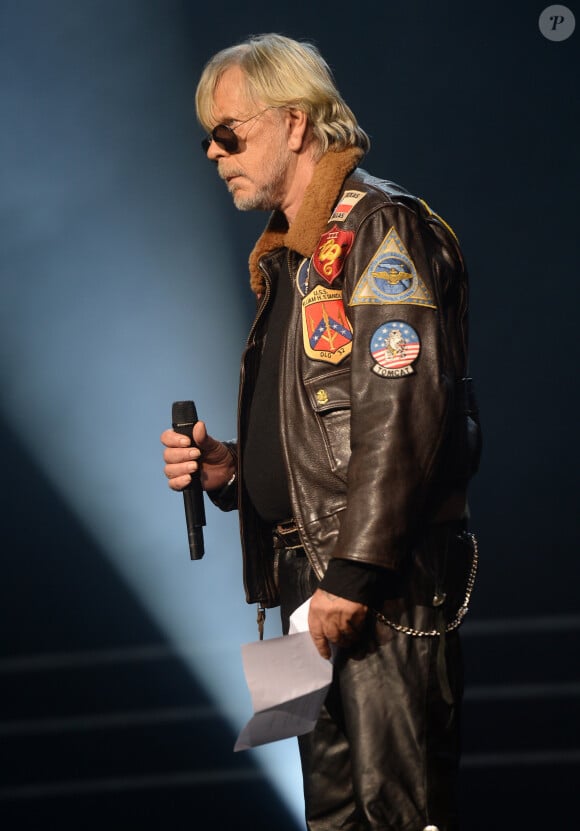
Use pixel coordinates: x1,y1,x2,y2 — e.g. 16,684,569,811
329,189,367,222
302,285,353,365
349,228,436,309
312,225,354,284
370,321,421,378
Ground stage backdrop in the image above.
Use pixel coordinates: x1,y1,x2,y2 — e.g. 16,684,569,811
1,2,578,829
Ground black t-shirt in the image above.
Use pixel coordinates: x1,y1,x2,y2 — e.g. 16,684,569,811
243,259,293,524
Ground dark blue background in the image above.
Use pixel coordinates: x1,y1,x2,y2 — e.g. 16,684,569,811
1,2,578,828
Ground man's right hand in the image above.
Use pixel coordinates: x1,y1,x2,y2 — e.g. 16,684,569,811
161,421,235,493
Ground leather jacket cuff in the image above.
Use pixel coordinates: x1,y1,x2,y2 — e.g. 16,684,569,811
206,441,238,512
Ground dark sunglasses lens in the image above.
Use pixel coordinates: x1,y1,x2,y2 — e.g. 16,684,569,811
213,125,238,153
201,124,239,155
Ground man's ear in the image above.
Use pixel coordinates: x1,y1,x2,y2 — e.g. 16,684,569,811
285,108,309,152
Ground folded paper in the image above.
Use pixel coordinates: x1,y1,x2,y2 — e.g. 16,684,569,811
234,599,333,750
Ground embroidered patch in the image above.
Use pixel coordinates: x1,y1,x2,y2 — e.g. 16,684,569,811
350,228,436,308
329,189,366,222
370,321,421,377
312,225,354,284
295,257,310,297
302,285,353,364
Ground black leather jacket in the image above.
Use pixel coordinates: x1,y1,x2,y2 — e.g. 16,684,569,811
212,148,481,623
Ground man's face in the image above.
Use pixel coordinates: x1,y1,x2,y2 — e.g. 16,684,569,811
205,66,293,212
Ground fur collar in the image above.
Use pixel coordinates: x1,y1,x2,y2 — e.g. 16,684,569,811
248,146,364,295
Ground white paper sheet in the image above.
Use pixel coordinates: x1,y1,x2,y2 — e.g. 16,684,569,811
234,599,333,751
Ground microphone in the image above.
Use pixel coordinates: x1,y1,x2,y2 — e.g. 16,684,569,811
171,400,206,560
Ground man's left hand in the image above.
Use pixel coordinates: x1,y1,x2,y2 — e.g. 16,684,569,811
308,588,368,659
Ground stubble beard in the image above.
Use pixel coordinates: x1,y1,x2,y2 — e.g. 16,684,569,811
222,145,290,213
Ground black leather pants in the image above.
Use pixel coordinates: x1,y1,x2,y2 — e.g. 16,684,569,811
277,549,463,831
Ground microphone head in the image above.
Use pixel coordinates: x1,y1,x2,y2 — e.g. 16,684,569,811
172,400,198,429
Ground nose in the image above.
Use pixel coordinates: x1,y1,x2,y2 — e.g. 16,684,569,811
206,138,227,162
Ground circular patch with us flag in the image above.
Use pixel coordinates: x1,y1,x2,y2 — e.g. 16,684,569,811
370,321,421,378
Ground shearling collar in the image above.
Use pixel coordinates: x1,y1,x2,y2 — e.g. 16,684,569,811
248,146,364,295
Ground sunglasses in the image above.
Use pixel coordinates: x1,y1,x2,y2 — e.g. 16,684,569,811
201,108,272,155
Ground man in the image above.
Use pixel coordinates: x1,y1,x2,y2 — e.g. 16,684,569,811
162,33,481,831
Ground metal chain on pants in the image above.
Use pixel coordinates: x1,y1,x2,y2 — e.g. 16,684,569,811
374,532,479,637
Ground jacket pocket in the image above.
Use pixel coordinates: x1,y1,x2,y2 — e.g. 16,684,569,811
304,369,351,477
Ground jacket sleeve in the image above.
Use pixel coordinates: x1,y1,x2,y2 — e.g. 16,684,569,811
331,199,467,572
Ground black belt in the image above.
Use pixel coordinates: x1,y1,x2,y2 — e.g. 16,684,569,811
272,519,305,552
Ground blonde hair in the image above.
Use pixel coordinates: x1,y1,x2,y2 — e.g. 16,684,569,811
195,33,370,156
